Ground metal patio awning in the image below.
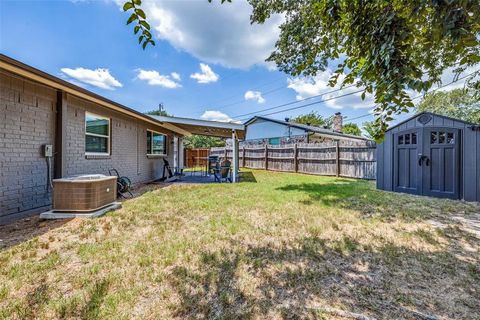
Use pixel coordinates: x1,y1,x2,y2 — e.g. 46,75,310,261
149,115,245,140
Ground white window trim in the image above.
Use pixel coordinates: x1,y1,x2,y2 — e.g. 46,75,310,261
85,112,111,156
147,129,167,156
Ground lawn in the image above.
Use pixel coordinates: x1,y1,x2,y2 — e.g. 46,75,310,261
1,170,479,319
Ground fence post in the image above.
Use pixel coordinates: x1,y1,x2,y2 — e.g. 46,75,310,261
264,144,269,170
335,140,340,177
242,147,246,168
294,143,298,173
224,148,227,161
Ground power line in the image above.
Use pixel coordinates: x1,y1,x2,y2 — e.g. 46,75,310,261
231,84,357,120
342,68,480,125
205,77,285,109
217,82,288,109
237,88,364,121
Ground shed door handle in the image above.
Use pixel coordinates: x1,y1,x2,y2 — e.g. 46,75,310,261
418,155,424,166
425,157,430,166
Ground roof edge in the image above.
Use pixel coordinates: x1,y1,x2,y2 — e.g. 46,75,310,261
0,54,188,135
386,111,479,132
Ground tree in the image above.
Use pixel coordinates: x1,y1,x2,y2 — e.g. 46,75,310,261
183,135,226,149
362,121,376,140
127,0,479,141
342,123,361,136
248,0,480,141
145,109,169,117
416,89,480,124
291,111,331,127
123,0,155,49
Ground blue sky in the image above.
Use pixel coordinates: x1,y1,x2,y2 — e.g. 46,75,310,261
0,0,471,127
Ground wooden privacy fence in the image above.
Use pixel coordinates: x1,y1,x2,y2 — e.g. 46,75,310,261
184,148,210,168
210,141,376,180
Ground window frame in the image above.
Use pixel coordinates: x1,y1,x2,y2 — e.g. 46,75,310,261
147,129,168,156
85,112,111,156
268,137,281,145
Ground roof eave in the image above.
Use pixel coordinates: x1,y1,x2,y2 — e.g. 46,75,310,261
0,54,188,136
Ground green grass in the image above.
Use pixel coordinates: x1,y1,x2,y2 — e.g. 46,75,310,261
1,170,479,319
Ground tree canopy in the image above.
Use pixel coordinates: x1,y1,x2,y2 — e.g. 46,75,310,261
249,0,480,141
145,109,169,117
362,121,376,140
127,0,479,141
183,135,226,149
416,89,480,124
342,123,361,136
291,111,331,127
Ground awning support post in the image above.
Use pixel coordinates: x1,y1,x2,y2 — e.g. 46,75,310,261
232,130,239,183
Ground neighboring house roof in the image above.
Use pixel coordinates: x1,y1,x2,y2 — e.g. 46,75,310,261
244,116,371,141
0,54,246,139
151,116,245,139
386,111,479,132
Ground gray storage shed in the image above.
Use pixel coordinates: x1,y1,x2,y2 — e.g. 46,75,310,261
376,112,480,201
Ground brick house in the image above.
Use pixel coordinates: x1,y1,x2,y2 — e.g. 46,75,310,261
0,55,244,222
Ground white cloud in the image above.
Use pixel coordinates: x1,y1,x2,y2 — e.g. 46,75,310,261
244,90,266,104
136,69,181,88
126,1,283,69
287,70,375,110
61,67,122,90
190,63,219,84
200,110,238,123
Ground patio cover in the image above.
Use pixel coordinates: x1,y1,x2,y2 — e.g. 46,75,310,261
150,115,245,182
150,115,245,139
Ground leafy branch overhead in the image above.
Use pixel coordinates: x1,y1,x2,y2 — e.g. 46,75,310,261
123,0,155,50
248,0,480,141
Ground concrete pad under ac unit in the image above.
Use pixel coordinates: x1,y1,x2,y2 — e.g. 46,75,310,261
39,202,122,219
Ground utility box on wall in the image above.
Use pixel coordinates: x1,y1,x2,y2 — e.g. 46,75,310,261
43,144,53,157
376,112,480,202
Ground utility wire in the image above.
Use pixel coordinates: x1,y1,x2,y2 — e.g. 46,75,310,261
342,68,480,125
237,88,364,121
231,84,357,120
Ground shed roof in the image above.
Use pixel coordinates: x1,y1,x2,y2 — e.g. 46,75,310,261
386,112,479,132
244,116,371,141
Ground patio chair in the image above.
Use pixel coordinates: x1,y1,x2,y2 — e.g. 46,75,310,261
158,158,174,181
213,160,232,183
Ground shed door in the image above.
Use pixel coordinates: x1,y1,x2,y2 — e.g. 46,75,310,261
393,130,422,195
422,128,460,199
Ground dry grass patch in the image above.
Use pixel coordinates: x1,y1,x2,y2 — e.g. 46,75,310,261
1,170,479,319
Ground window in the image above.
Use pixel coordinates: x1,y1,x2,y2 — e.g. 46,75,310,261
147,130,167,155
398,133,417,145
268,137,280,145
447,132,455,144
439,131,446,144
85,112,110,155
431,131,438,144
